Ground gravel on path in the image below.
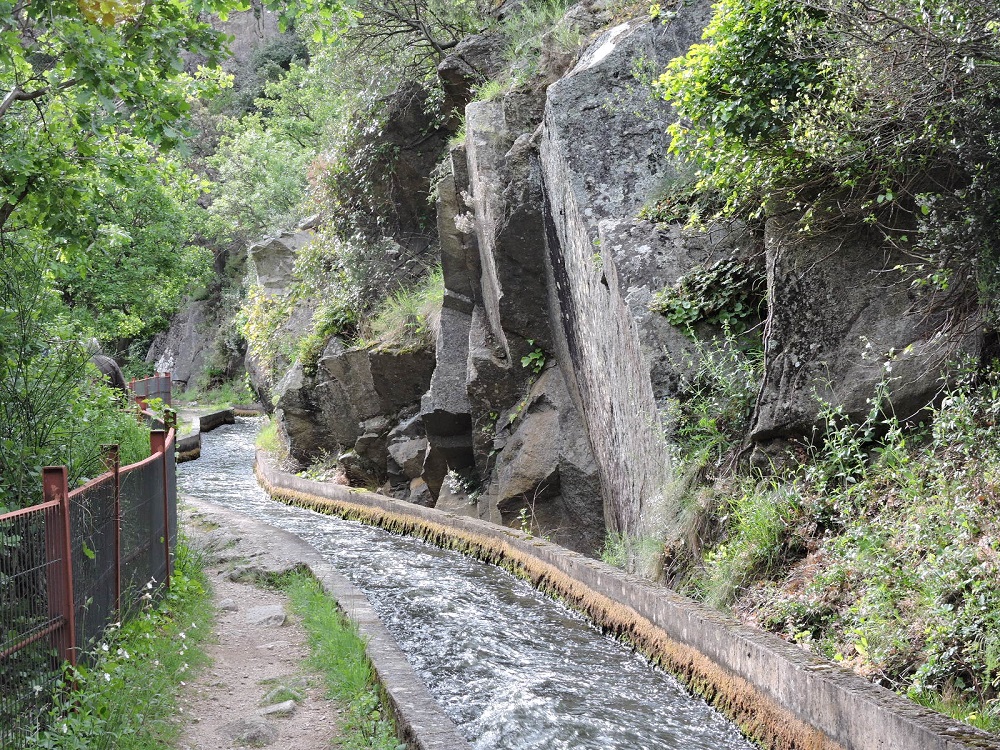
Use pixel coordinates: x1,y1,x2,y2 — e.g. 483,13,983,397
177,507,342,750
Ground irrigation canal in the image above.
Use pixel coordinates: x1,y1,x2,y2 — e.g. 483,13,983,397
177,417,754,750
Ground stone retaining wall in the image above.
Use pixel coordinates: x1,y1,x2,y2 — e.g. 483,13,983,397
200,408,236,433
255,452,1000,750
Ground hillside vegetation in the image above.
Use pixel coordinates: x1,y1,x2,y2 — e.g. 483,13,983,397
2,0,999,736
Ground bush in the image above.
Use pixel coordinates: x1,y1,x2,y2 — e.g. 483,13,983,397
658,0,1000,321
687,367,1000,731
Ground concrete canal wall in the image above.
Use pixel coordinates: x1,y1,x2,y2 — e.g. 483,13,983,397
255,451,1000,750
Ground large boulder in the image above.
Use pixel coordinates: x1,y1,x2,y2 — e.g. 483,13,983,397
466,101,554,353
273,340,435,462
751,216,983,444
539,5,712,535
488,366,604,554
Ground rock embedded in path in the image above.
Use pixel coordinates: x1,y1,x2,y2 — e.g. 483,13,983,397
218,598,238,612
221,716,279,746
260,699,297,718
246,605,286,628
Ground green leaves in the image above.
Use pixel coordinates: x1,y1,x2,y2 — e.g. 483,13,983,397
650,254,767,337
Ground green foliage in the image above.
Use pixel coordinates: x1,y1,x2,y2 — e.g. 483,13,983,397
205,118,314,245
255,418,288,458
217,33,311,117
175,378,255,409
665,330,763,467
650,254,766,336
298,299,357,375
689,481,800,608
657,0,1000,320
28,544,212,749
284,573,400,750
362,267,444,351
0,242,156,510
685,368,1000,732
472,77,509,102
520,339,546,374
502,0,577,77
54,149,214,347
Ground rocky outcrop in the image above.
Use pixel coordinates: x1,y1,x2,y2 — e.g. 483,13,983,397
249,0,984,562
244,230,317,406
274,340,435,464
750,216,983,446
146,299,222,390
248,232,313,296
539,7,712,536
437,33,507,121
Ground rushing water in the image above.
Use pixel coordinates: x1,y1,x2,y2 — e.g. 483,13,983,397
178,418,753,750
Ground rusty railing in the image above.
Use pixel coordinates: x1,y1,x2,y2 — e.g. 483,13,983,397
0,379,177,748
129,371,172,407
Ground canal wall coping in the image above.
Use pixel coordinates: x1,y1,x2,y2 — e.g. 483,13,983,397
176,408,236,462
183,496,473,750
255,450,1000,750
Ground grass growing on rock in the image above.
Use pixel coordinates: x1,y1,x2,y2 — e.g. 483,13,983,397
283,573,401,750
28,544,213,749
360,266,443,352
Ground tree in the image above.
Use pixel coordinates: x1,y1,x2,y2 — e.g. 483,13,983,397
0,0,345,509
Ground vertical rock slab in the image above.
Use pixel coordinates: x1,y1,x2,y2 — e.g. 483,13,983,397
489,367,604,554
422,146,478,490
539,6,711,534
465,101,554,353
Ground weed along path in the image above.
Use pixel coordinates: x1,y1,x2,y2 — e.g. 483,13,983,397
177,508,342,750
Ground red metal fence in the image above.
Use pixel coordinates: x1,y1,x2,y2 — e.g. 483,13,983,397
0,377,176,748
129,372,172,407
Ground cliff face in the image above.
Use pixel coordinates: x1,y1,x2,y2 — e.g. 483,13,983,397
184,0,981,556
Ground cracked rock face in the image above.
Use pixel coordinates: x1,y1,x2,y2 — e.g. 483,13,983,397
751,216,983,443
539,5,712,534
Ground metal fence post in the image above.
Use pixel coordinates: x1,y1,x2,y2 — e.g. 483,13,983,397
102,445,121,615
150,430,170,592
42,467,76,667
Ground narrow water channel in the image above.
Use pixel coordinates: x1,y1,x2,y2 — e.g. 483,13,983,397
178,418,754,750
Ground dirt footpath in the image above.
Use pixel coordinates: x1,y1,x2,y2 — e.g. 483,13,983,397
178,506,341,750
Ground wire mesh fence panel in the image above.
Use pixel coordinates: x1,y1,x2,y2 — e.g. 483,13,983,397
119,455,167,615
68,476,118,653
0,503,66,750
130,374,171,406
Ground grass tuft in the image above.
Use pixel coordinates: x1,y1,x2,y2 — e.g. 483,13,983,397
360,267,443,352
283,573,400,749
